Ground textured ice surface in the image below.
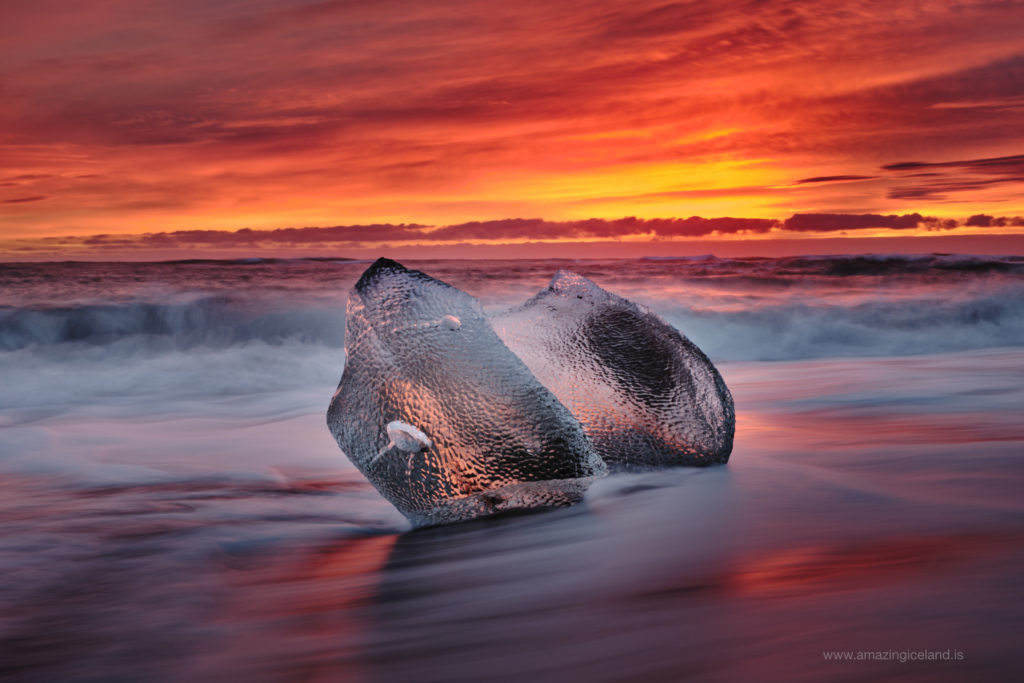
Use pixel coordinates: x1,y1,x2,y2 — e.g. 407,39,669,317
327,259,604,526
493,270,735,468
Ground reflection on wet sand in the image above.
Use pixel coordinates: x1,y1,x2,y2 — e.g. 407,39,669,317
1,342,1023,681
359,508,1023,682
201,532,399,681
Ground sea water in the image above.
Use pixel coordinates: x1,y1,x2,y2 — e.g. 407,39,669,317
1,255,1022,681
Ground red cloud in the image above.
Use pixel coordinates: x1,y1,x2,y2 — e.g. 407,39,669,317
783,213,926,232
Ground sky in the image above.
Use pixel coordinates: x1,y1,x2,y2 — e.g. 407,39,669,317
1,0,1023,259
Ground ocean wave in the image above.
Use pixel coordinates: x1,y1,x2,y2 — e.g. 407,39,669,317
0,297,346,351
770,253,1024,277
1,255,1022,361
3,286,1022,363
635,253,1024,277
664,285,1024,361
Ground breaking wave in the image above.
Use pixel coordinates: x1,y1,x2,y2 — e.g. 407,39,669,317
0,254,1021,361
663,284,1024,361
0,297,346,351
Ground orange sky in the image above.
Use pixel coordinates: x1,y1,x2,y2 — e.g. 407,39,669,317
1,0,1023,259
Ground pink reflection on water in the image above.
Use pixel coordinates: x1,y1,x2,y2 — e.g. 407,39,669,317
724,532,1022,597
199,533,398,681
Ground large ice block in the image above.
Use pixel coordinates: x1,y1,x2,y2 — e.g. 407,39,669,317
327,259,604,526
492,270,734,468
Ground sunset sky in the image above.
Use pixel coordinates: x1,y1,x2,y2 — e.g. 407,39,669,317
2,0,1023,259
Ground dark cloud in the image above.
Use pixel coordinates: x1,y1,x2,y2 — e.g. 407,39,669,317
783,213,926,232
797,175,877,184
65,215,779,251
921,216,959,231
647,216,777,236
886,176,1024,201
127,224,433,246
903,55,1024,114
8,210,1024,258
428,216,777,241
883,154,1024,175
881,152,1024,200
2,195,48,204
429,219,580,241
965,214,1024,228
967,214,994,227
49,211,991,253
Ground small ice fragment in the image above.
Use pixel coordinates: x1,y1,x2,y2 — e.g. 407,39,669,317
387,420,432,452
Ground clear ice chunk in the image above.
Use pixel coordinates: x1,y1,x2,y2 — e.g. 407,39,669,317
492,270,735,469
327,258,605,527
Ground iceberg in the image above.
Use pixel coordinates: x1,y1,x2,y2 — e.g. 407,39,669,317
327,259,605,526
492,270,734,469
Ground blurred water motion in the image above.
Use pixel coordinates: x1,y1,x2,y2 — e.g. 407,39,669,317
1,257,1023,681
